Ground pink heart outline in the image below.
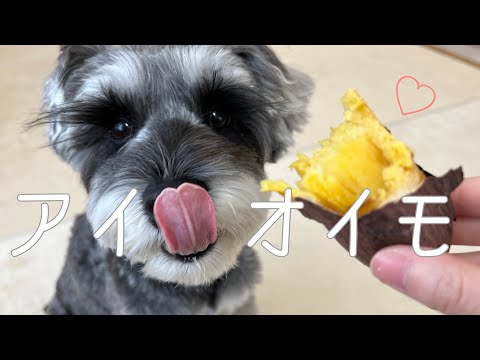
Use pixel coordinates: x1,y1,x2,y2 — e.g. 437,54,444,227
396,75,437,116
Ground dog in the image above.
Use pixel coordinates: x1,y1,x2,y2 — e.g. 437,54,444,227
37,45,314,314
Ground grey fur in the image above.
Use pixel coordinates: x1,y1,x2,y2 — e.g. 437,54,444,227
45,215,260,315
39,45,313,315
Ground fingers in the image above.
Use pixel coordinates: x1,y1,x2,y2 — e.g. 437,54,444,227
454,251,480,266
453,217,480,246
450,177,480,217
371,245,480,314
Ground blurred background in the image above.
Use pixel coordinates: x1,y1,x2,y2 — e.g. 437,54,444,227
1,45,479,314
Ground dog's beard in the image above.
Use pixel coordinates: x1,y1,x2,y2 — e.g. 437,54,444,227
86,174,268,286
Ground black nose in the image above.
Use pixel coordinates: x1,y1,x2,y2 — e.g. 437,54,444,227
143,178,209,226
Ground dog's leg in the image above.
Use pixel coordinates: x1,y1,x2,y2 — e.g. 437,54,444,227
44,296,71,315
231,296,258,315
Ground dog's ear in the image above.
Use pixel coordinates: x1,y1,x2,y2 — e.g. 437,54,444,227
40,45,111,168
43,45,111,107
56,45,110,86
230,45,314,163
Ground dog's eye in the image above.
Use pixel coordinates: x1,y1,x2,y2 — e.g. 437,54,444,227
110,120,132,141
204,110,230,128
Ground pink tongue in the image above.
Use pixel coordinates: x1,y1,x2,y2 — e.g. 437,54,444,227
153,183,217,256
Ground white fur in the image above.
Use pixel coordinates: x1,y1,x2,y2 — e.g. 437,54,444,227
87,174,268,286
43,73,73,162
76,52,142,100
169,46,253,88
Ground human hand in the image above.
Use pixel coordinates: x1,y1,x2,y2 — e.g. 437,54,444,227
370,177,480,314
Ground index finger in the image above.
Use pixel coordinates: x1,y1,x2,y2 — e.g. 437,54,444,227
450,177,480,218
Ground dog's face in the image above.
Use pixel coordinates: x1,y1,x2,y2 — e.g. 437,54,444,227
40,45,313,286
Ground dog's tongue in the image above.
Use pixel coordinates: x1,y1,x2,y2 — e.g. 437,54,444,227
153,183,217,256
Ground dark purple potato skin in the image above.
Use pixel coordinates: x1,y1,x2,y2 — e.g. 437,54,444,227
299,168,464,266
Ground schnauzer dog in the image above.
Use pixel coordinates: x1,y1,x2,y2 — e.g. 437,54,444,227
38,45,313,314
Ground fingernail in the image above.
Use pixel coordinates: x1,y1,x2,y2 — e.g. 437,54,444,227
370,246,415,292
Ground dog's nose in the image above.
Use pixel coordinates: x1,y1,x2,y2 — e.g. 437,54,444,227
143,178,209,222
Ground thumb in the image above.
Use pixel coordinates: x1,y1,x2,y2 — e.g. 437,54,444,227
370,245,480,314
